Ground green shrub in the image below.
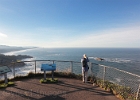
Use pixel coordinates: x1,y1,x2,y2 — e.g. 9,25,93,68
40,78,58,83
0,81,14,88
93,77,135,100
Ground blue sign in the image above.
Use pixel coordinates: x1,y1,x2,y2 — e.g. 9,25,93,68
41,64,56,71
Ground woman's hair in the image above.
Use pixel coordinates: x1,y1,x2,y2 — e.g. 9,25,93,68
83,54,87,58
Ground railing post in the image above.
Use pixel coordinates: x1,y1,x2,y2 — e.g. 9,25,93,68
44,71,46,80
52,70,54,80
13,62,15,78
35,60,36,74
70,61,73,73
103,66,106,86
52,60,55,64
136,84,140,100
4,73,8,84
52,60,55,80
89,62,92,76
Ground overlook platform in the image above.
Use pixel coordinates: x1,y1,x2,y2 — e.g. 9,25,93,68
0,77,119,100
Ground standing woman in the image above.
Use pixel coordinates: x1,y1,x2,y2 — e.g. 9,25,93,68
81,54,89,83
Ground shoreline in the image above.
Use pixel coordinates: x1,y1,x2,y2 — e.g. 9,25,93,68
0,54,33,67
2,48,38,56
0,47,37,67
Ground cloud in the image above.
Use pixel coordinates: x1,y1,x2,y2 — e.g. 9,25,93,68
1,25,139,48
35,25,140,48
0,32,7,38
66,26,140,48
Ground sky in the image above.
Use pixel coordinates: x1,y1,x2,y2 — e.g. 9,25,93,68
0,0,140,48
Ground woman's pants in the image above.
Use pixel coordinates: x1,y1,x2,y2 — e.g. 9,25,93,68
82,67,88,82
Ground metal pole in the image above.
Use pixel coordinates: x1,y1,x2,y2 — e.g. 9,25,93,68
70,61,73,73
4,73,8,84
44,71,46,80
52,70,54,80
52,61,55,80
35,61,36,74
13,63,15,78
53,60,55,64
89,62,92,76
103,66,106,86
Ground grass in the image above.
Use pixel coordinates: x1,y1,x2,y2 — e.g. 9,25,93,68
0,81,14,88
40,78,58,83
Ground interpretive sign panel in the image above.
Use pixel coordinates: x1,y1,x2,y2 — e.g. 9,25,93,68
41,64,56,80
41,64,56,71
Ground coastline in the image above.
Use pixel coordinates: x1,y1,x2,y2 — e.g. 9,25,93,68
2,48,38,55
1,47,140,76
0,48,35,67
0,54,33,67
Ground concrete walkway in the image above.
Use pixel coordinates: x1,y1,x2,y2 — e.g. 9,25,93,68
0,77,120,100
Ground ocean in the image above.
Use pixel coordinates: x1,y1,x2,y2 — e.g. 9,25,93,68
3,47,140,76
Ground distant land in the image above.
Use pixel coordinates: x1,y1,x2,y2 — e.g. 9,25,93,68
0,45,37,53
0,45,35,67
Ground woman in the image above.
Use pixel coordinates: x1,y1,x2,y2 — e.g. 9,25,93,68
81,54,89,83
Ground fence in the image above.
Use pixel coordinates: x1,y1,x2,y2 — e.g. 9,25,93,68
0,60,82,79
90,63,140,100
0,60,140,100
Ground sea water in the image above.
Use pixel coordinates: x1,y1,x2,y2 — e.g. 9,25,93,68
2,48,140,78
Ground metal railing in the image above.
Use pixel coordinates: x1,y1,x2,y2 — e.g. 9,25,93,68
90,63,140,100
0,60,140,100
7,60,81,78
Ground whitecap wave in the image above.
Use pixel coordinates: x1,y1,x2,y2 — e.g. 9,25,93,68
88,56,131,63
88,57,98,60
105,58,131,63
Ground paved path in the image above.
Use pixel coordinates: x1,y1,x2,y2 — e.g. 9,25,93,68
0,77,120,100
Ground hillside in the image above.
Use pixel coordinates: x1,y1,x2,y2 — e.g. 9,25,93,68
0,45,34,67
0,54,33,67
0,45,36,53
